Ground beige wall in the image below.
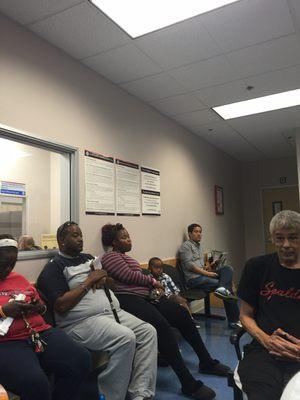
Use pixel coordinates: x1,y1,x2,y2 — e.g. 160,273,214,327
296,133,300,201
0,14,245,282
242,157,298,259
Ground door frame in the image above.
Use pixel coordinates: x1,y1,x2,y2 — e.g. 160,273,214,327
260,184,299,250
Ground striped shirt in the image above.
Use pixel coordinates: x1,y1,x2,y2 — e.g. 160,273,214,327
101,251,156,297
152,273,180,297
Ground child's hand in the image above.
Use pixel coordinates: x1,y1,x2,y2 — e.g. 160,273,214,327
153,281,164,290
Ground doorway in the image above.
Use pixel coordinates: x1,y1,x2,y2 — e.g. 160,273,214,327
262,186,299,253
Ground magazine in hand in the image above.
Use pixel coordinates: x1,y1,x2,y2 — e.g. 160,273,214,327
207,250,227,268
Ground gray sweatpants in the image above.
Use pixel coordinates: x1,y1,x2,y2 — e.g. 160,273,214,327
63,310,157,400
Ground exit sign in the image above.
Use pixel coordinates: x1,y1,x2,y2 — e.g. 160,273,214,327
279,177,287,184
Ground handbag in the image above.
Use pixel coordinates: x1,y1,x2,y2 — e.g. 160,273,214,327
148,288,165,303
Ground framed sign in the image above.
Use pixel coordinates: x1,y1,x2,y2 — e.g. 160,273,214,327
215,185,224,215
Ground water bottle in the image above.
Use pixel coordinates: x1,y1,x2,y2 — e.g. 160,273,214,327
98,395,105,400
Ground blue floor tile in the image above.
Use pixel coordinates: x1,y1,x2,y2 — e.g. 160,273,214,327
155,309,249,400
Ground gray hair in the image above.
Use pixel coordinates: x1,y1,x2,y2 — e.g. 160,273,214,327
269,210,300,236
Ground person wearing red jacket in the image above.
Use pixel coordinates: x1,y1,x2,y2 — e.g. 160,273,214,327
0,234,90,400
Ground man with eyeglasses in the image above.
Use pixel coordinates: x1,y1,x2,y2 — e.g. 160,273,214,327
237,210,300,400
37,221,157,400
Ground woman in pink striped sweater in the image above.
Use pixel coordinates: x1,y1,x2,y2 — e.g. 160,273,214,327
101,223,231,400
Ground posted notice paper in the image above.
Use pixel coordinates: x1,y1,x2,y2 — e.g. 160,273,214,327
141,167,161,215
116,159,140,216
85,150,115,215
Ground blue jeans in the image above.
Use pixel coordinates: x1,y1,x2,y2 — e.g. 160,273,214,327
188,265,239,323
188,265,234,291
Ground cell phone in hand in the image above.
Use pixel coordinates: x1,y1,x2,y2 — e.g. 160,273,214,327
14,294,26,302
92,257,102,270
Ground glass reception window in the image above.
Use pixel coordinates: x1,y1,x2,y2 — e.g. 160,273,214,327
0,128,77,259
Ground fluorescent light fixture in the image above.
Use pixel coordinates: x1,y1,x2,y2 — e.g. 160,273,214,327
213,88,300,120
89,0,240,38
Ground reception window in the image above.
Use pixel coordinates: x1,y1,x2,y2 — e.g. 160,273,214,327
0,125,78,259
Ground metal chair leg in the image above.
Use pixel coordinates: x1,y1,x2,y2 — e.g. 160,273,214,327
192,293,226,320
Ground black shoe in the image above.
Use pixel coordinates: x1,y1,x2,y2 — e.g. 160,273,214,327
182,381,216,400
199,360,232,377
192,318,201,329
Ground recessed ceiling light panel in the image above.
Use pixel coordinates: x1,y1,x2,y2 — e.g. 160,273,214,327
212,88,300,120
89,0,240,38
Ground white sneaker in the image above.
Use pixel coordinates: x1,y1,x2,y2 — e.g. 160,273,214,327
228,321,242,329
214,287,237,301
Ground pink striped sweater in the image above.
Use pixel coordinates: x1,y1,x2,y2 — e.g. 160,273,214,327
101,251,156,297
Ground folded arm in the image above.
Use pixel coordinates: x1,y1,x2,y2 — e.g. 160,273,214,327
102,253,156,287
54,270,107,314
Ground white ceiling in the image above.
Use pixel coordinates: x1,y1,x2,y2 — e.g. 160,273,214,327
1,0,300,162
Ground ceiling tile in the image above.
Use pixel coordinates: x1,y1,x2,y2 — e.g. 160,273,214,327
195,64,300,107
215,139,264,162
226,106,300,158
120,72,187,102
0,0,81,25
193,121,242,144
29,2,130,59
201,0,295,52
243,131,289,146
232,125,282,140
83,43,162,84
172,109,220,128
169,55,238,91
265,148,295,159
135,16,221,70
254,139,295,158
282,128,300,140
226,34,300,78
150,94,206,116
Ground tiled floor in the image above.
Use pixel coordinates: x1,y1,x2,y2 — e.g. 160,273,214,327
155,310,249,400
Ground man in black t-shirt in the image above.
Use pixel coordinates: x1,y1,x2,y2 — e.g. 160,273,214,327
238,210,300,400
